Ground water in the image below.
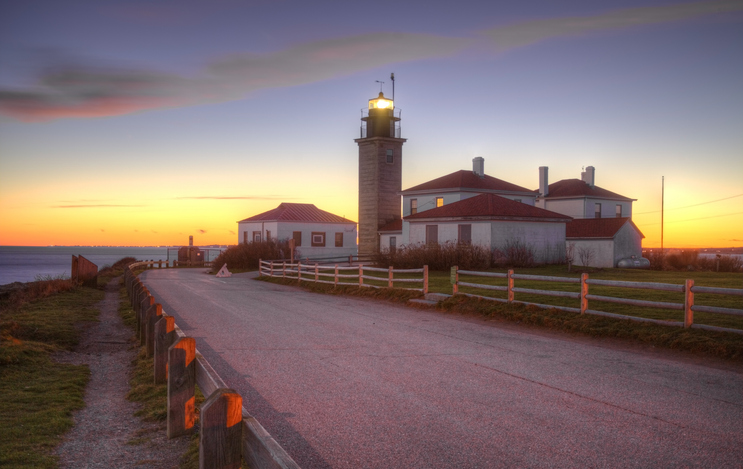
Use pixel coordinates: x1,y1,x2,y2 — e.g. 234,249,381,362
0,246,223,285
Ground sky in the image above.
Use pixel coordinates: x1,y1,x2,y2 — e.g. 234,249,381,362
0,0,741,249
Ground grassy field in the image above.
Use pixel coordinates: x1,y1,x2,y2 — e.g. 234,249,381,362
0,281,104,469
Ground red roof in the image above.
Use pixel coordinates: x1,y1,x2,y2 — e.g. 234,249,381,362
405,193,571,222
238,203,356,224
566,217,644,239
543,179,634,201
403,170,536,195
378,219,402,233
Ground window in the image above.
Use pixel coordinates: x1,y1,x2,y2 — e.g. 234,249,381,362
266,230,271,241
425,225,438,245
616,205,622,218
386,149,394,164
389,236,396,254
514,199,522,203
458,224,472,244
595,203,602,219
335,232,343,247
252,231,261,242
410,199,418,215
293,231,302,247
436,197,443,208
311,232,326,247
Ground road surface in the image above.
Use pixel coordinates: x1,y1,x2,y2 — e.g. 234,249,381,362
140,268,743,468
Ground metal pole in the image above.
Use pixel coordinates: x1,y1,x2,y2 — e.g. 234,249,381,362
661,176,664,252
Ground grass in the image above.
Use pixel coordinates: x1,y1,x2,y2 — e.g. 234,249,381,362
0,280,104,468
260,266,743,361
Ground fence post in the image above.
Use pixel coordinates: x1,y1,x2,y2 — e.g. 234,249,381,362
200,388,243,469
580,273,589,314
282,261,286,278
388,266,393,288
140,295,155,346
145,303,163,358
359,265,364,287
684,279,694,328
334,265,339,287
168,336,196,438
423,265,429,294
154,316,176,384
315,263,319,282
451,266,458,295
270,261,274,277
297,262,302,283
507,270,514,303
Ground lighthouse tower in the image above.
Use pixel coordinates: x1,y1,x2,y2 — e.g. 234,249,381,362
355,90,406,258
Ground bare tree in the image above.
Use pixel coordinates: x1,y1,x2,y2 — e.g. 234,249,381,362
578,246,595,267
566,242,575,272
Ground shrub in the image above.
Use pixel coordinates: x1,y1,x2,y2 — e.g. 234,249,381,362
644,250,666,270
210,240,294,271
493,239,535,268
374,242,491,271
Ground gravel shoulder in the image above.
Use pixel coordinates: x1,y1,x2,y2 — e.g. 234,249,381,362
54,278,189,468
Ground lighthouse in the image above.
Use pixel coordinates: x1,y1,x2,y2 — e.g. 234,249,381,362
355,87,406,258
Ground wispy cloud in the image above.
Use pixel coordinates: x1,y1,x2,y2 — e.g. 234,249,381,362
198,229,207,234
481,0,743,51
176,195,293,200
53,204,146,208
1,0,739,122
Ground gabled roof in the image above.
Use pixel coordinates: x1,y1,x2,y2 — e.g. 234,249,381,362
238,203,356,224
403,170,537,195
404,193,572,222
378,219,402,233
542,179,634,201
566,217,644,239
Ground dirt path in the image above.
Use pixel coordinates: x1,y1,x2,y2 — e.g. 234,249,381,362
54,278,189,468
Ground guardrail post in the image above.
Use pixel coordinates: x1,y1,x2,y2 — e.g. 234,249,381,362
140,294,155,346
684,279,694,328
359,265,364,287
200,388,243,469
334,265,339,287
168,336,196,438
451,266,458,295
507,270,514,303
423,265,429,294
145,303,163,358
580,273,589,314
388,266,393,288
154,316,176,384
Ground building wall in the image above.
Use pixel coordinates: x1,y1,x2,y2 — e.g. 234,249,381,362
357,137,404,258
569,239,614,268
238,221,357,260
613,222,643,265
403,191,536,217
542,197,633,219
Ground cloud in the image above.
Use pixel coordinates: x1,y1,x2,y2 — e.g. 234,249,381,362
53,204,146,208
0,32,469,122
481,0,743,51
198,229,207,234
176,195,293,200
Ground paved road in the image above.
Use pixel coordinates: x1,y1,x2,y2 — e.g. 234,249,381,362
140,268,743,468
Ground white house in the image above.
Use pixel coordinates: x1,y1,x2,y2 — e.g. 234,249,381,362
238,203,357,260
403,193,571,263
536,166,635,219
566,217,645,268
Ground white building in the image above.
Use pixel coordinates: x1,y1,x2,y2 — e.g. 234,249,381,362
238,203,357,260
566,218,645,268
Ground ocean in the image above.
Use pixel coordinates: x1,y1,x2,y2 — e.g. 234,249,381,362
0,246,224,285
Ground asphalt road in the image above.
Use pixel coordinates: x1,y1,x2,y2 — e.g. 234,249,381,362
140,268,743,468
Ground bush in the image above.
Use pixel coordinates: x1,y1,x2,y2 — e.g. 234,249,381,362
493,239,536,268
210,240,294,272
374,242,491,271
644,250,666,270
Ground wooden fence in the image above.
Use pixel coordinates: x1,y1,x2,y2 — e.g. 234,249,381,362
451,267,743,335
125,261,299,469
259,259,429,293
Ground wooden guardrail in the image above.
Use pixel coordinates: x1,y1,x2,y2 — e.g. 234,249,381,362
259,259,429,293
451,267,743,335
125,261,299,469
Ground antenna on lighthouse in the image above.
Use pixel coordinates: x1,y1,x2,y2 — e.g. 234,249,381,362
375,80,384,93
391,72,395,102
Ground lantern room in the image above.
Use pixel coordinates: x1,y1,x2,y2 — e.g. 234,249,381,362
360,91,401,139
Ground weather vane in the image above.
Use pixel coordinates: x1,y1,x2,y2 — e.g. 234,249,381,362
375,80,385,93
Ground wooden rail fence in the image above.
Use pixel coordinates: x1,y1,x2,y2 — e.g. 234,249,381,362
259,259,429,293
125,261,299,469
451,266,743,335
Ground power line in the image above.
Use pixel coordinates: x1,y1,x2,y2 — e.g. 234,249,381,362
640,211,743,226
634,193,743,216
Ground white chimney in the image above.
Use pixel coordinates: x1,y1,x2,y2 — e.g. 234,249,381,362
473,157,484,178
581,166,595,188
539,166,549,197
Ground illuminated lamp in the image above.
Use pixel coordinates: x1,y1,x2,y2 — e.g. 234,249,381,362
368,92,393,110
